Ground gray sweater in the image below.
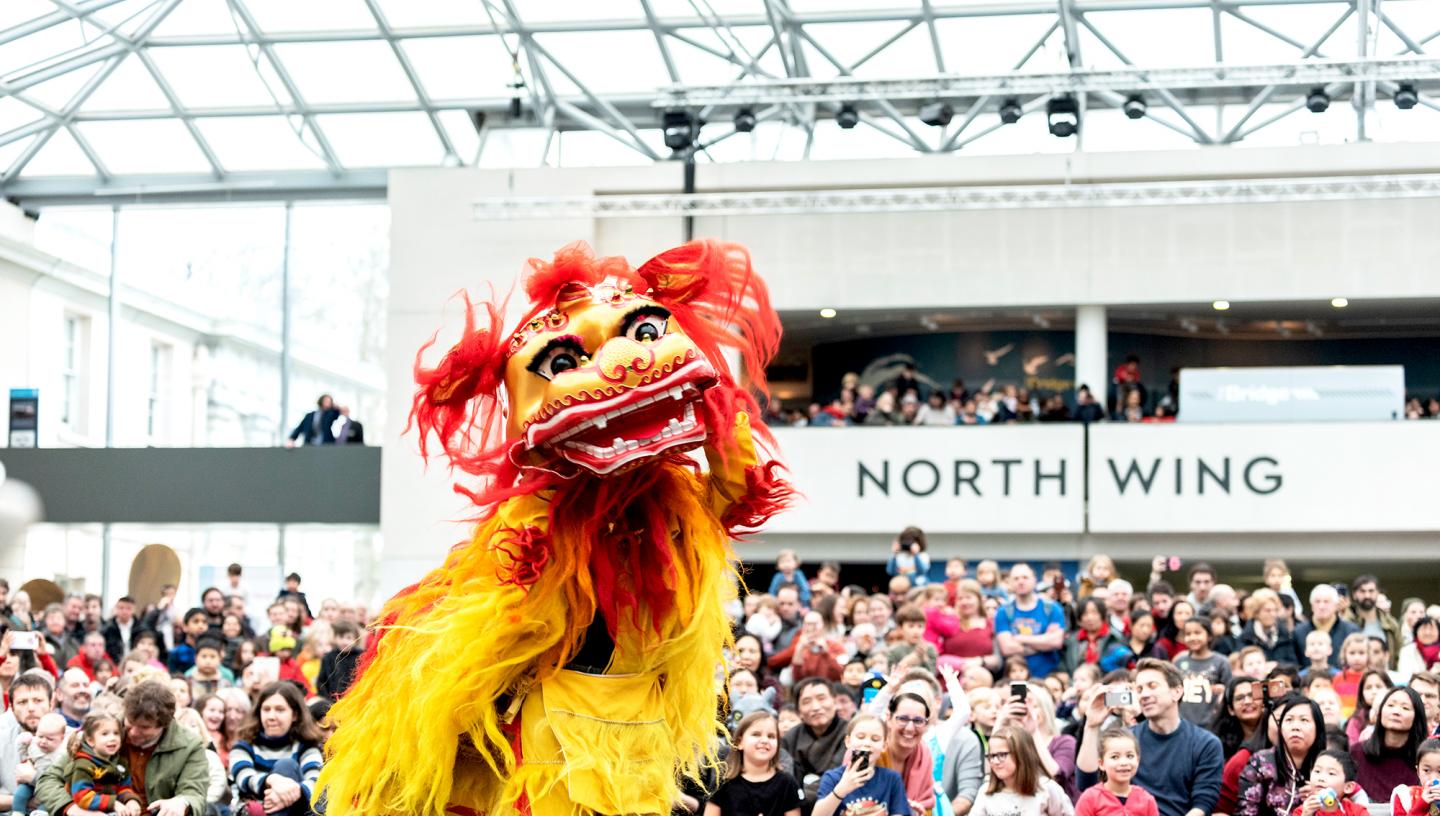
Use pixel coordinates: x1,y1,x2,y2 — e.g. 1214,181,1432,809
0,710,27,796
942,725,985,807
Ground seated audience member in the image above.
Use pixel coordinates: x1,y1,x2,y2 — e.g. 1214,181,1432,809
1234,696,1325,816
1350,686,1424,800
782,678,849,813
970,725,1073,816
229,682,325,816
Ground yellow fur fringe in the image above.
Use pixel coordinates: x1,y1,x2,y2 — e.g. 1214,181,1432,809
317,462,737,816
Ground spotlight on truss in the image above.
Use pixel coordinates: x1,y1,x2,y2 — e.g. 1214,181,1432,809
1305,87,1330,113
1047,95,1079,137
1394,83,1418,110
836,104,859,129
733,108,757,133
999,98,1022,125
663,110,699,153
919,102,954,127
1122,94,1147,120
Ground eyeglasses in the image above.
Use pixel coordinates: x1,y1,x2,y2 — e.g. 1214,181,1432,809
892,715,927,729
987,752,1012,762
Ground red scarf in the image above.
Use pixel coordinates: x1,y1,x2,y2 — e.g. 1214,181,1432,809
1420,640,1440,669
1080,622,1111,664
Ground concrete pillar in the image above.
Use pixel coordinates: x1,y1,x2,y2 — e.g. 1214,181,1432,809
1075,305,1108,406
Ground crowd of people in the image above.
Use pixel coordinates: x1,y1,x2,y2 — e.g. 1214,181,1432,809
773,357,1179,428
705,537,1440,816
0,566,363,816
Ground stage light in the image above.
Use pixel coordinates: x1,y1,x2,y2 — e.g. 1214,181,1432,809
1331,297,1349,308
1305,87,1330,113
663,110,699,153
733,108,757,133
1212,300,1231,311
1122,94,1147,120
1395,83,1418,110
1047,96,1079,137
999,98,1022,125
836,104,859,129
820,308,837,319
919,102,953,127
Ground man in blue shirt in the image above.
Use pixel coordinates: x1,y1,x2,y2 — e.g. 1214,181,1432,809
994,563,1067,678
1076,658,1224,816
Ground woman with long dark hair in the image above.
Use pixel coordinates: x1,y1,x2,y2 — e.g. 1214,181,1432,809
1235,696,1326,816
1350,686,1426,800
1213,677,1265,760
733,634,784,702
1216,692,1298,816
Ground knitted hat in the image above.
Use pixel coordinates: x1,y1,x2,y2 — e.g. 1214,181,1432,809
268,627,296,654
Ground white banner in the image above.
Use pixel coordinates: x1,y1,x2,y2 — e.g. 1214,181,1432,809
767,426,1085,534
1088,421,1439,533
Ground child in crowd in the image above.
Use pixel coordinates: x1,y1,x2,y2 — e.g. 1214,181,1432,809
12,713,69,814
887,526,930,588
67,713,142,816
166,607,211,674
1006,656,1032,682
267,628,314,694
814,714,911,816
1294,749,1366,816
1333,634,1370,719
971,725,1074,816
777,704,801,736
943,558,968,605
767,549,812,605
976,560,1009,602
185,636,235,696
705,711,801,816
1301,631,1340,681
1175,618,1232,728
885,605,938,674
1390,738,1440,816
1075,728,1158,816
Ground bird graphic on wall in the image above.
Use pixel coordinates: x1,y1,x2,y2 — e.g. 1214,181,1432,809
1023,355,1050,376
983,343,1015,366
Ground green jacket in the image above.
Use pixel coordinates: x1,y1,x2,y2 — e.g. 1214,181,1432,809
35,723,208,816
1342,607,1403,669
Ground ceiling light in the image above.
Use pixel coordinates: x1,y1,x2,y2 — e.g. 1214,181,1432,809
819,308,837,319
999,98,1022,125
836,104,859,130
733,108,757,133
1212,300,1230,311
1122,94,1147,120
1305,87,1330,113
1331,297,1348,308
919,102,954,127
662,110,699,153
1395,83,1418,110
1047,96,1079,137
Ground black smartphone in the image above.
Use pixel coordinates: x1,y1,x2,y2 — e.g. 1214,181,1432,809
1010,681,1028,702
853,750,870,771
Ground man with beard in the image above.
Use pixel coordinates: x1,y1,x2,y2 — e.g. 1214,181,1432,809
1343,575,1401,670
781,677,849,814
0,674,56,810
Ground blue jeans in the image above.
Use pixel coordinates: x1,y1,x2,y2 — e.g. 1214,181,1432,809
13,782,34,814
260,759,311,816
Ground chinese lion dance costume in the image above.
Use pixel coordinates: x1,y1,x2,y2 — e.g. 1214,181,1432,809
317,240,793,816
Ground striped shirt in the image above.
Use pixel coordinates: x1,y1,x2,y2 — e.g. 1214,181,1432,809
228,736,323,800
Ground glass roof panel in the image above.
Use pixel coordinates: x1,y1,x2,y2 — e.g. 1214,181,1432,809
148,45,291,108
0,1,55,30
148,0,243,37
476,127,549,168
76,119,214,173
77,55,171,112
663,25,786,81
646,0,769,19
400,35,519,101
0,18,96,76
0,97,42,133
1079,9,1218,67
372,0,490,29
787,0,921,11
840,24,941,78
89,0,174,38
21,127,97,176
936,17,1070,74
667,35,761,85
272,41,417,105
805,117,923,160
243,0,378,34
1382,0,1440,48
797,22,924,77
528,31,671,94
316,111,444,166
193,116,330,171
513,0,643,25
1225,3,1355,58
22,66,105,110
436,109,482,160
0,135,39,172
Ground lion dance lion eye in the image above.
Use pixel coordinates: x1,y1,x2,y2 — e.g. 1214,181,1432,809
529,340,587,381
621,307,670,344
